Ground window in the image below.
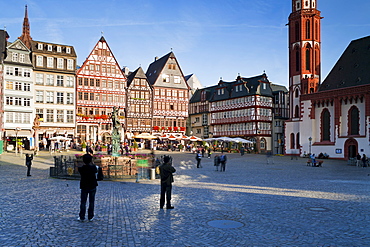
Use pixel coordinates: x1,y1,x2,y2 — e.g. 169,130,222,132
46,109,54,122
162,74,170,82
23,83,31,91
90,78,95,87
47,57,54,68
15,81,22,90
295,49,300,72
95,79,100,87
349,106,359,135
14,97,22,106
84,78,89,86
67,59,74,70
36,56,43,67
57,46,62,52
306,48,311,71
78,92,82,100
57,110,64,122
36,109,44,120
78,78,82,86
321,109,331,141
14,68,21,76
174,76,181,84
295,88,299,98
46,74,54,86
56,92,64,104
305,20,310,39
12,53,18,62
19,54,25,63
84,93,89,100
296,132,300,149
57,75,64,86
47,45,52,51
6,81,13,89
6,66,13,75
23,69,31,77
46,91,54,103
6,97,13,105
14,113,21,123
38,43,43,50
90,93,94,101
107,81,113,88
66,47,71,53
66,76,74,87
57,58,64,69
24,98,30,106
294,105,299,118
66,110,73,123
6,112,13,123
36,91,44,103
290,133,295,149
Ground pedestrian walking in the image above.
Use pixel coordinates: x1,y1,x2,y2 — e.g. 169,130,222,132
196,151,202,168
78,153,98,222
25,154,33,176
356,153,362,167
214,155,220,171
240,146,245,156
201,148,205,157
207,148,212,158
159,155,176,209
362,154,368,167
219,154,227,172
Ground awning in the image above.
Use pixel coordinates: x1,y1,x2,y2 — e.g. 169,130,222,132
6,129,32,137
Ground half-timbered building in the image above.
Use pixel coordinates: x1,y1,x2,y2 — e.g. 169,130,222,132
146,52,189,135
76,36,126,144
126,67,153,135
210,74,274,153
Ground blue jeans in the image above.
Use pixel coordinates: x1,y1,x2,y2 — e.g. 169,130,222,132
79,188,96,220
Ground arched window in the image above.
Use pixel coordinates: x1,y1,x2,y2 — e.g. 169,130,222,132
315,21,319,40
349,106,359,135
295,49,300,72
260,138,266,150
295,21,300,41
306,20,310,39
294,105,299,118
296,132,300,149
295,88,299,98
290,133,295,149
321,109,331,141
306,48,311,71
315,48,320,73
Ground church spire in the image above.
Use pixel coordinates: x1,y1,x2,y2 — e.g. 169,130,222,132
18,5,32,49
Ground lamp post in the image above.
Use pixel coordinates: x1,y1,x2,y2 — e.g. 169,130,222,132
308,137,312,155
15,127,21,156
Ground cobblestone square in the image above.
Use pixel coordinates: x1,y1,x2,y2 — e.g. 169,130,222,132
1,151,369,246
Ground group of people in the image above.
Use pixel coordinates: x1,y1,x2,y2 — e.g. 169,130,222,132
356,153,368,167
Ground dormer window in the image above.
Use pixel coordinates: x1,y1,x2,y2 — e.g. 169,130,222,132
66,47,71,54
57,46,62,52
47,45,52,51
38,43,43,50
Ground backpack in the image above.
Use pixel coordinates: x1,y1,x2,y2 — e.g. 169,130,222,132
219,155,225,162
96,166,104,181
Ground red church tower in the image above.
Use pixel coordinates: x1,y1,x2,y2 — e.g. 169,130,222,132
288,0,322,117
285,0,322,155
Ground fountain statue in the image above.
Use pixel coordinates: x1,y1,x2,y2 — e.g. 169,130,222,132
111,106,121,157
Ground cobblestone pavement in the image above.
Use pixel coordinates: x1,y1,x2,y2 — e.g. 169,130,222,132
1,150,370,246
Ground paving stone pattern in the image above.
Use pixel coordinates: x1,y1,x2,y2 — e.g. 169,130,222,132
0,151,370,246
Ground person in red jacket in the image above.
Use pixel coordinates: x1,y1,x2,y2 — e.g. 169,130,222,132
78,153,98,222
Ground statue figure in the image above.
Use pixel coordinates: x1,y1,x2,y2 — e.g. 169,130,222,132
111,107,121,156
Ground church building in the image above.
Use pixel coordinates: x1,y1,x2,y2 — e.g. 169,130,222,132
285,0,370,159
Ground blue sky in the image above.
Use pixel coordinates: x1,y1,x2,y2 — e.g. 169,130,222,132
1,0,369,87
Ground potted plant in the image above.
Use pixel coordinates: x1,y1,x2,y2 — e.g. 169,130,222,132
81,142,86,152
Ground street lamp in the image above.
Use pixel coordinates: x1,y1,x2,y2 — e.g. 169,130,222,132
15,127,21,156
308,137,312,155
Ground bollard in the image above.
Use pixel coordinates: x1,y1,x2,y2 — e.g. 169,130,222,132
150,168,156,180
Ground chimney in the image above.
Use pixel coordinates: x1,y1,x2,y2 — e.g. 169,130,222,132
154,56,158,61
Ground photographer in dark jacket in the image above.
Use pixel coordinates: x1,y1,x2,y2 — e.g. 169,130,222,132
78,153,98,222
159,156,176,209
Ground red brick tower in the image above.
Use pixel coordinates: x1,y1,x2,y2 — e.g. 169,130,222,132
288,0,322,119
18,5,32,49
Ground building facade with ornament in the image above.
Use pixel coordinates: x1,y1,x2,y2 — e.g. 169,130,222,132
3,39,34,150
125,67,153,138
76,36,126,144
146,52,189,137
285,0,370,159
17,6,77,150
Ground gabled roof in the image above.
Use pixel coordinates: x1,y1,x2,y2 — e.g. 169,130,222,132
189,85,218,103
319,35,370,91
146,52,173,85
270,83,288,93
211,73,273,101
126,67,151,88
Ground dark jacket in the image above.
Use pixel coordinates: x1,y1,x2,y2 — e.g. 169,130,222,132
25,155,33,166
159,163,176,185
78,164,98,190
